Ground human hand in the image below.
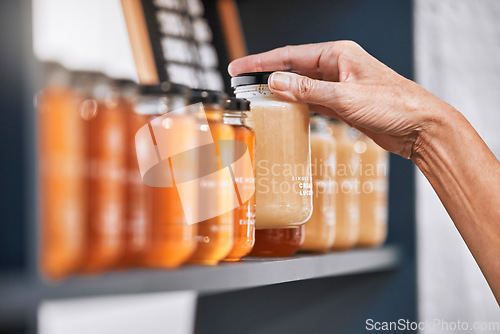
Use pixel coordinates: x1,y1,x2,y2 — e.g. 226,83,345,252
228,41,454,158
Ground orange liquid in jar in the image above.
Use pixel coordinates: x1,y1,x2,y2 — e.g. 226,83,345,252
329,122,360,250
188,108,234,265
38,84,86,279
224,123,255,261
301,123,337,251
121,106,151,267
82,88,127,273
143,114,198,268
249,225,305,257
145,188,197,268
357,136,389,247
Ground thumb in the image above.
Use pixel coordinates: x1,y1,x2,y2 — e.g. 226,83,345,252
268,71,346,111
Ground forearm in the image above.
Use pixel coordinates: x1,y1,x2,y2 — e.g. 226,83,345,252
411,103,500,303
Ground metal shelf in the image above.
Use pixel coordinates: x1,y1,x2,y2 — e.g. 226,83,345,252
0,246,399,322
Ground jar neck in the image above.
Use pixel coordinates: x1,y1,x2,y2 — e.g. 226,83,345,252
135,95,187,115
43,63,72,87
234,84,273,99
310,115,330,134
329,120,362,141
223,111,247,126
71,73,94,97
190,103,225,122
329,119,347,136
119,82,138,101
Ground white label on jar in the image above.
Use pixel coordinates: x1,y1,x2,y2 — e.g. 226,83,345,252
239,218,255,226
293,176,312,196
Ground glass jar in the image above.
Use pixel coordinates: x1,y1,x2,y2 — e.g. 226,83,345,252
223,98,256,261
301,114,337,251
134,83,199,269
38,64,86,279
81,75,127,273
328,120,361,250
357,135,389,247
187,90,235,265
232,72,313,229
117,80,150,267
250,225,305,257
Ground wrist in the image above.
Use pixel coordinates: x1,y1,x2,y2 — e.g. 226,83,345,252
410,100,464,167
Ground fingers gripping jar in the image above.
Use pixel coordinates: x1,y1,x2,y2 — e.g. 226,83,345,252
232,72,313,230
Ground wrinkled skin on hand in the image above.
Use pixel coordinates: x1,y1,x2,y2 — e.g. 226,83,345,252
229,41,450,158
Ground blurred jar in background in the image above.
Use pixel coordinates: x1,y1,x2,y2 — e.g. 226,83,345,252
329,120,361,250
38,64,86,279
301,115,336,252
81,76,127,273
223,98,255,261
357,135,389,247
187,90,235,265
118,81,151,267
250,226,305,257
137,83,199,269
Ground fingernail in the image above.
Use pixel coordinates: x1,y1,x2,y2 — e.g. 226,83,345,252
227,62,234,75
270,72,291,91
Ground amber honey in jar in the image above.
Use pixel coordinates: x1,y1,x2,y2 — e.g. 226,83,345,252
116,81,151,267
223,98,256,261
135,83,199,269
357,134,389,247
301,114,336,252
329,120,361,250
38,64,86,279
81,76,127,273
250,225,305,257
232,72,313,230
187,90,235,265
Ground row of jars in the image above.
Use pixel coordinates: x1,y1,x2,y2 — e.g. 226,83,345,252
38,67,388,280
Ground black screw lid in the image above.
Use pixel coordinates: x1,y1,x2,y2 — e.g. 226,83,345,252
231,72,274,88
189,89,228,105
139,82,191,96
225,97,250,111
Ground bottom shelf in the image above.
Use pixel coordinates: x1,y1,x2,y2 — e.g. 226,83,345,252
0,245,399,322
